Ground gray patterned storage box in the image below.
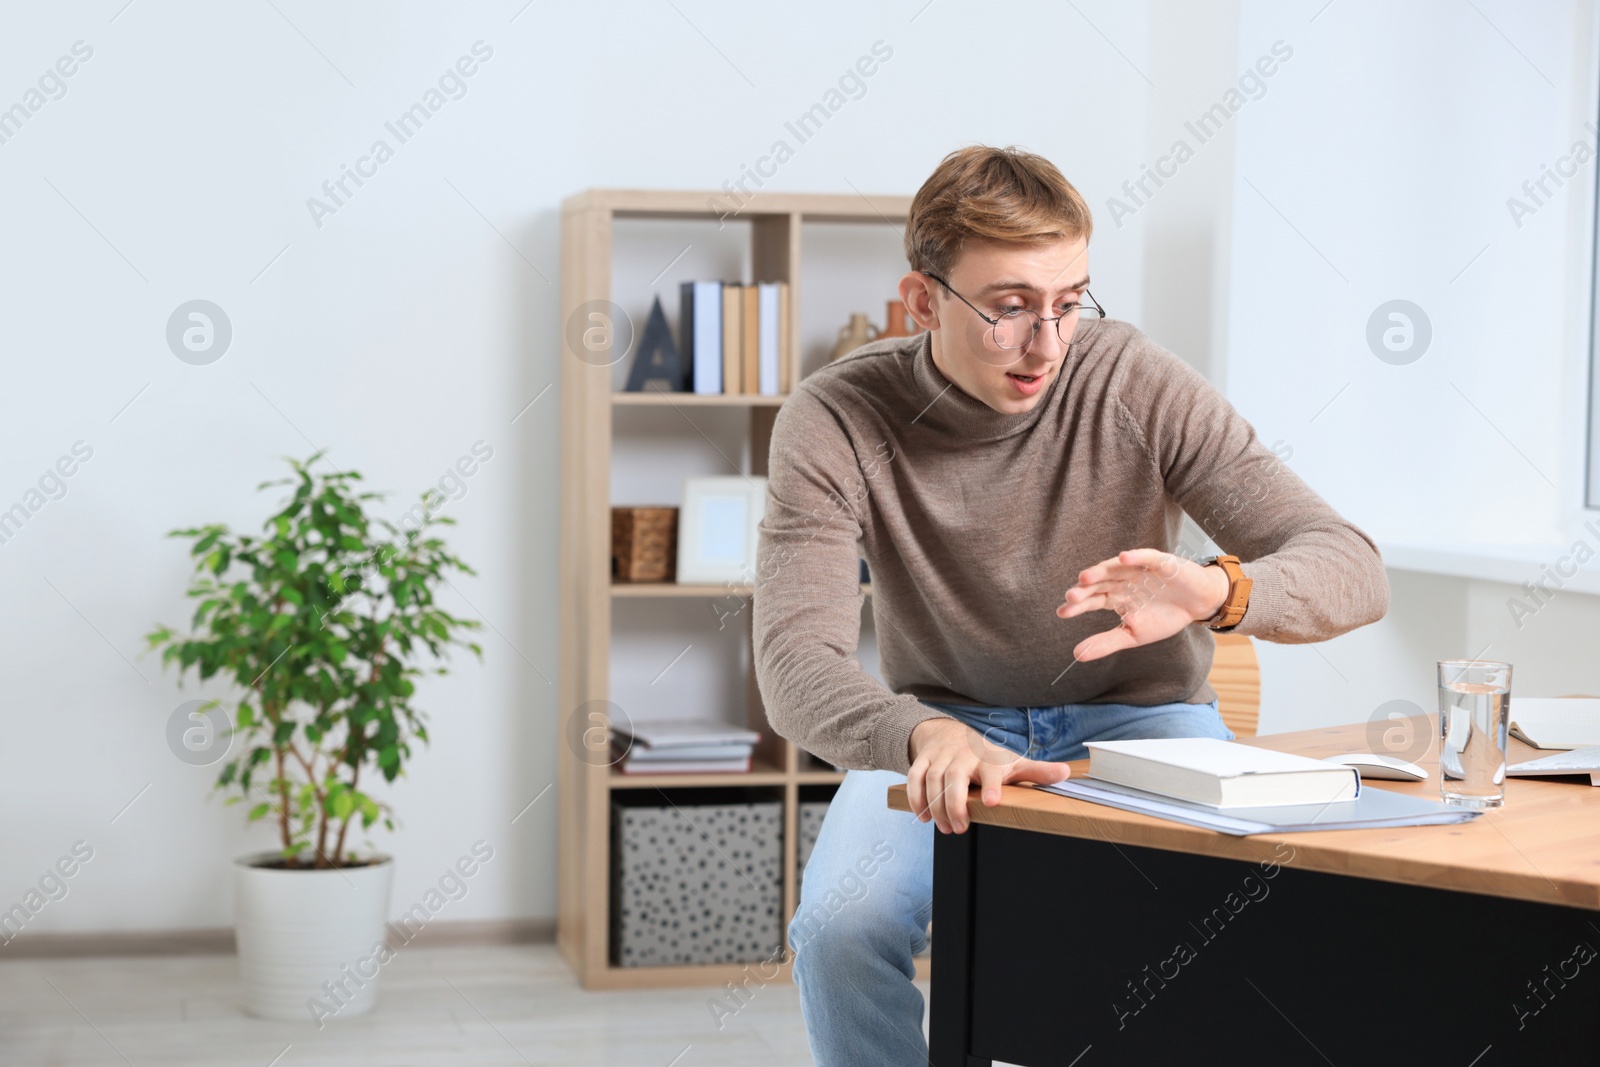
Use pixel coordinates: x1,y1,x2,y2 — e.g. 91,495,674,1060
797,799,830,884
610,790,783,967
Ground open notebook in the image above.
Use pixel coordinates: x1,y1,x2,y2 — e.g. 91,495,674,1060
1508,698,1600,750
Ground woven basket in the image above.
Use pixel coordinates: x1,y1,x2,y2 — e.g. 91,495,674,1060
612,507,678,582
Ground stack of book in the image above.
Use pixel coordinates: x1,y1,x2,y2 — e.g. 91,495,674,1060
679,280,790,396
612,719,763,774
1041,737,1480,835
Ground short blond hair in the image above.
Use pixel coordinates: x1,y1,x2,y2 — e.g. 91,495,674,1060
904,145,1093,277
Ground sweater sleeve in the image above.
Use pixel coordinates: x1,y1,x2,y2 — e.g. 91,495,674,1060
1114,336,1390,643
752,387,950,774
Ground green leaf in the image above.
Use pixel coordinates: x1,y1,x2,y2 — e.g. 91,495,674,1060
330,790,356,821
190,599,221,627
247,803,271,822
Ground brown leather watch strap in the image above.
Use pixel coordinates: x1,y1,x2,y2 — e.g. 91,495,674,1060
1201,554,1252,632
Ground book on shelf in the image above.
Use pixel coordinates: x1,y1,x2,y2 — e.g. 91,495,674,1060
612,719,761,775
617,753,754,775
721,283,741,395
675,280,789,396
758,281,783,395
1084,737,1360,808
1508,697,1600,750
680,280,723,394
625,742,756,762
741,284,759,395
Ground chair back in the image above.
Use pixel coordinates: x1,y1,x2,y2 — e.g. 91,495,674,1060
1208,633,1260,739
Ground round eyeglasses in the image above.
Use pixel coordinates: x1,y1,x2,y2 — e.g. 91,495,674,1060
920,270,1105,366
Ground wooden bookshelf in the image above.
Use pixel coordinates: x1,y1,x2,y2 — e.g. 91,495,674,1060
558,188,918,990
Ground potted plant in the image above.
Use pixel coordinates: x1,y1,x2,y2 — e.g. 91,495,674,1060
147,455,481,1021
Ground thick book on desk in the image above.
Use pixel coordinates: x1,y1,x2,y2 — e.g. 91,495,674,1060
1508,698,1600,749
1041,778,1479,836
1085,737,1359,808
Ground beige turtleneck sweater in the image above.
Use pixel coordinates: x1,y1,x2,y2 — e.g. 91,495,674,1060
752,323,1388,775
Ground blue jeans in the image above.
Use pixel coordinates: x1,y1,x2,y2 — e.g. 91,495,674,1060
788,699,1233,1067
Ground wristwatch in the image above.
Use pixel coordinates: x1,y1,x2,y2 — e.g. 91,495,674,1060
1198,554,1252,632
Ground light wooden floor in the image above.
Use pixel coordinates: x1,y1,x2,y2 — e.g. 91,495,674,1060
0,944,931,1066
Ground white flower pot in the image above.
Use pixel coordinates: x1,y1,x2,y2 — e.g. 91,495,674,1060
233,852,394,1022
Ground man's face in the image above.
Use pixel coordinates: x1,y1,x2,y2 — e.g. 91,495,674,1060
903,235,1091,415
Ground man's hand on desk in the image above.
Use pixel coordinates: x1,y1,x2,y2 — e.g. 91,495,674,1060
1057,548,1230,662
906,718,1073,835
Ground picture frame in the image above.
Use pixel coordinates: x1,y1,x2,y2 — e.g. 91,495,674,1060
676,476,766,585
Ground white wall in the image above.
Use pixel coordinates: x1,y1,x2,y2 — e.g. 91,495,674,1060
1227,0,1594,546
1138,0,1243,386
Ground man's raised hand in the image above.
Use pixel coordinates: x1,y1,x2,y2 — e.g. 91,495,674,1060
1057,548,1230,662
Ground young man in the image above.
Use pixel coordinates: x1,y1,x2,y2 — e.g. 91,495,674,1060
752,145,1388,1065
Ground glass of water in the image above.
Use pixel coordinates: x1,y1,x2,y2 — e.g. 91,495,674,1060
1437,659,1512,808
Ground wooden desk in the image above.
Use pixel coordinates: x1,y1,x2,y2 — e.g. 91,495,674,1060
888,715,1600,1066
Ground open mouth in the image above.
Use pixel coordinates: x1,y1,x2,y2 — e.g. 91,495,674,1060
1004,369,1049,396
998,374,1049,395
